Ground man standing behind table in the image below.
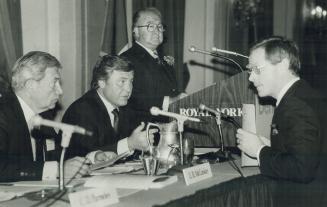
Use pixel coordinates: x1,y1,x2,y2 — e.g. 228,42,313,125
236,37,327,206
0,51,89,182
121,7,186,127
62,55,156,163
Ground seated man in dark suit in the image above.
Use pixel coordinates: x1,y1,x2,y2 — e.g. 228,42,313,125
0,51,89,182
62,55,156,163
236,37,327,206
120,7,186,128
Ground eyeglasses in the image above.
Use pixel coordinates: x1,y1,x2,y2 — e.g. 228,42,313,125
246,64,266,75
136,23,165,32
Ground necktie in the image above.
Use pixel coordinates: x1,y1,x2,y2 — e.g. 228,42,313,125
31,128,45,162
112,108,119,134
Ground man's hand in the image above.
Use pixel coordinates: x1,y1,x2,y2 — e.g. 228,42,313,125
236,128,265,158
128,122,158,151
94,151,117,164
64,156,90,179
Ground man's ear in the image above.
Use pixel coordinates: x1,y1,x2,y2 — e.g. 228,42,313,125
25,79,36,90
98,80,106,89
279,58,290,71
133,27,139,40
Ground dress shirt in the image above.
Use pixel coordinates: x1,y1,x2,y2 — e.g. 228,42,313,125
135,41,158,58
256,77,300,164
85,92,131,163
16,95,58,180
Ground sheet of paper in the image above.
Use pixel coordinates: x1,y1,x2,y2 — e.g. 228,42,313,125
241,104,259,167
84,175,178,190
0,186,45,202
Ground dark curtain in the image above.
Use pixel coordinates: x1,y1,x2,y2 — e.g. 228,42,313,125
132,0,186,92
297,0,327,93
100,0,129,55
0,0,22,93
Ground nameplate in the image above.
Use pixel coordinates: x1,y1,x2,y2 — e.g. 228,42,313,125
182,162,212,185
69,188,119,207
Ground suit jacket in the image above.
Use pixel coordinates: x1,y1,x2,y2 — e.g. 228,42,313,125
120,43,179,126
0,92,58,182
259,80,327,206
62,90,133,158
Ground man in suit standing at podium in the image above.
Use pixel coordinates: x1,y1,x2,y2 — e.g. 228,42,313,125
62,55,156,163
121,7,186,127
236,37,327,206
0,51,89,182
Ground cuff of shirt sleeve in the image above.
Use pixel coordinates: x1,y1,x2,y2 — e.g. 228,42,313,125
256,145,266,166
86,151,101,164
42,161,58,181
118,138,132,155
162,96,170,112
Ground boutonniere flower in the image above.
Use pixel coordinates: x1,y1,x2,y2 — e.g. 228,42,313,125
163,55,174,66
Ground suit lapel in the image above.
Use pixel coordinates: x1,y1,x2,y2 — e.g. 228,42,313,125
11,95,34,161
132,44,176,84
90,90,118,143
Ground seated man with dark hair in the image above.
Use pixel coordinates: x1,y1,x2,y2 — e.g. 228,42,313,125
62,55,157,163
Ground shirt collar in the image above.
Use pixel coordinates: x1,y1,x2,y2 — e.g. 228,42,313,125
97,91,118,113
16,94,37,130
136,41,158,58
276,77,300,106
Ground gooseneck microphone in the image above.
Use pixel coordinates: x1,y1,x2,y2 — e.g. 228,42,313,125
199,104,241,128
150,106,201,122
212,47,248,59
31,116,93,136
189,46,244,72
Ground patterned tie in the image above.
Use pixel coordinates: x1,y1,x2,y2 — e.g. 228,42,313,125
112,108,119,134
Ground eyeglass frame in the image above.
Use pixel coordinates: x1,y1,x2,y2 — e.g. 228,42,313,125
246,64,266,75
136,23,166,32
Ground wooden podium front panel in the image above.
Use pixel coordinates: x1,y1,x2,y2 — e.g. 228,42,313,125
169,72,255,147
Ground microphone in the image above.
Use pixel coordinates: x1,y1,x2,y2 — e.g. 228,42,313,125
212,47,248,59
150,106,201,122
199,104,228,118
31,116,93,136
189,45,218,57
199,104,241,128
189,46,244,72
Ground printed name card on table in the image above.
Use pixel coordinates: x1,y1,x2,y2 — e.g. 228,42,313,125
182,162,212,185
69,188,119,207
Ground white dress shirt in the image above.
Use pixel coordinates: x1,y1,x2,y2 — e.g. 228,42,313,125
16,95,58,180
86,92,132,164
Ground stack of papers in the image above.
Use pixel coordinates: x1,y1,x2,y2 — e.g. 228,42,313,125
91,162,144,175
84,174,178,190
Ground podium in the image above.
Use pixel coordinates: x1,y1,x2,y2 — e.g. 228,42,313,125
169,72,255,147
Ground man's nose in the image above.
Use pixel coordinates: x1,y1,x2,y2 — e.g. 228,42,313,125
56,84,63,95
248,72,255,83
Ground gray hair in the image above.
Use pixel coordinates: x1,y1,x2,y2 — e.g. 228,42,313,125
11,51,62,91
132,7,162,30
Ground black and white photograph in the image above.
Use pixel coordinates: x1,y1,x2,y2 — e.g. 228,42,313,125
0,0,326,206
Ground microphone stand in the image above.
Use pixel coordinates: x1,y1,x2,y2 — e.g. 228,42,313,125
59,127,74,190
214,112,229,162
25,126,74,201
177,120,185,165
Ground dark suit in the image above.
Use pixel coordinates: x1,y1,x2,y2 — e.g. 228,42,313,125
0,92,58,182
120,43,179,127
259,80,327,206
62,90,132,158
